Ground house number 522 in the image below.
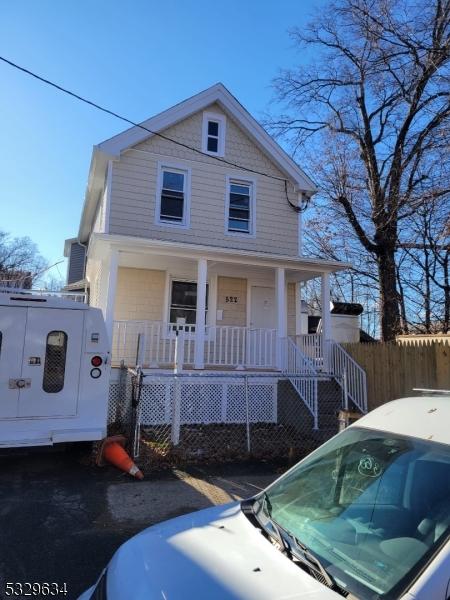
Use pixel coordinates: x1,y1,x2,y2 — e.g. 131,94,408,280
225,296,238,303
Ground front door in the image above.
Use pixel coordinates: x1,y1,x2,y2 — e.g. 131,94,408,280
248,286,277,367
18,308,83,417
0,306,27,418
250,286,276,329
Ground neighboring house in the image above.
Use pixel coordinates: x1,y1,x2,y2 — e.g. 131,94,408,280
65,83,367,422
63,238,87,296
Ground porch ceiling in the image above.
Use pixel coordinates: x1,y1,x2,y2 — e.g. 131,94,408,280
90,233,349,281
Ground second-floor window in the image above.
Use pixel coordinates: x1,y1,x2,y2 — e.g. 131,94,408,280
157,164,191,227
226,178,255,235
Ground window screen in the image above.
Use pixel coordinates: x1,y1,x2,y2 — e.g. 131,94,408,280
43,331,68,393
160,170,185,223
228,182,251,233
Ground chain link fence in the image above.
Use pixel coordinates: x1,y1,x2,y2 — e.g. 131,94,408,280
108,369,344,469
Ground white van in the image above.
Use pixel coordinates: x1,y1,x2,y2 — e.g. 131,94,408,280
0,290,110,447
81,393,450,600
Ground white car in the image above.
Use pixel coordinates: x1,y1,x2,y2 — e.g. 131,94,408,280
80,394,450,599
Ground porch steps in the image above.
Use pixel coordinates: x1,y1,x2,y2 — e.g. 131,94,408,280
315,378,343,441
277,378,344,451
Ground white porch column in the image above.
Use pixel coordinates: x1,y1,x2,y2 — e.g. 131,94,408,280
275,267,287,368
194,258,208,369
295,282,303,336
321,272,332,371
104,248,119,346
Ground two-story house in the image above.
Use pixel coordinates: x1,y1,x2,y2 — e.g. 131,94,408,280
65,83,367,425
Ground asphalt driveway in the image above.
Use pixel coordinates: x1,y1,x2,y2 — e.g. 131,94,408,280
0,444,280,600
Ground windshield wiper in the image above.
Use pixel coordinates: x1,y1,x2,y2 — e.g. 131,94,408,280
261,493,292,555
242,494,285,549
242,494,345,596
290,535,336,588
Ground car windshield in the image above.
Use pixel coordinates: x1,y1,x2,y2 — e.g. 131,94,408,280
262,427,450,599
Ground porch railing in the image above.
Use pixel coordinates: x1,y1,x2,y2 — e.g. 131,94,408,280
281,337,319,428
327,341,368,413
205,326,277,368
112,320,367,417
292,334,323,368
112,320,277,369
292,334,367,414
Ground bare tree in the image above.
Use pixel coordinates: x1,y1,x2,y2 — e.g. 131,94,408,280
270,0,450,340
0,231,47,288
401,198,450,331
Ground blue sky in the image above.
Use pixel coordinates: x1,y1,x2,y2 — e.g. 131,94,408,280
0,0,319,281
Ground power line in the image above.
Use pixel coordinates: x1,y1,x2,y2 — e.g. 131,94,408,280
0,259,65,283
0,55,293,183
0,55,308,212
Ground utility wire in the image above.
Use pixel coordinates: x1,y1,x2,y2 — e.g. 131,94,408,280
0,56,284,180
0,55,308,212
0,259,65,283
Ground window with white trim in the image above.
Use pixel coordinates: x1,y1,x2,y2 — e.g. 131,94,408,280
206,120,219,153
157,165,190,227
169,281,208,328
227,179,254,234
202,112,226,156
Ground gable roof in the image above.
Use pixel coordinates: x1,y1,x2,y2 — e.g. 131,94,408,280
78,83,316,242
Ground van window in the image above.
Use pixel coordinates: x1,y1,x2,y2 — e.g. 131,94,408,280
43,331,68,393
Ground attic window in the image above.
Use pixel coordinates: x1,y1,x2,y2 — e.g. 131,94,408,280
202,112,226,157
207,121,219,153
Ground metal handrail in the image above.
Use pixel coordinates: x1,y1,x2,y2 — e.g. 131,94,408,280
327,341,368,413
0,286,87,302
281,337,319,428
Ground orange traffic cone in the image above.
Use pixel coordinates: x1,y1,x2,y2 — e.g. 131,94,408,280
97,435,144,480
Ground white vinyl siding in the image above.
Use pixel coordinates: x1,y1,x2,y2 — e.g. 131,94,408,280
109,103,299,256
114,268,166,322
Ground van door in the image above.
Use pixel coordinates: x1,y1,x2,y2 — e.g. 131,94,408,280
0,306,27,418
18,308,84,417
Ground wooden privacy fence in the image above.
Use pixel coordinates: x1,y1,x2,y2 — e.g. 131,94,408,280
342,339,450,411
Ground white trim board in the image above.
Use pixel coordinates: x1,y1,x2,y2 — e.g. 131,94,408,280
155,160,192,229
224,174,257,239
97,84,315,190
90,232,349,274
77,83,317,242
202,111,226,157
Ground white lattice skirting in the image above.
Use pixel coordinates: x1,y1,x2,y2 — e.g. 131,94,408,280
108,378,278,426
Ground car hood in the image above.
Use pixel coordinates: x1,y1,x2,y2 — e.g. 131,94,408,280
106,502,342,599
